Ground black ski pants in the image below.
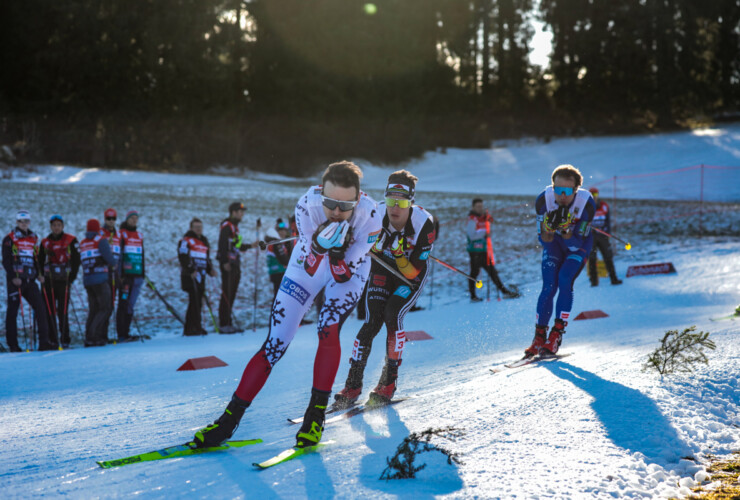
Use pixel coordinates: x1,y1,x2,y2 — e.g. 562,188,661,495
219,263,240,327
43,278,71,345
588,233,618,285
343,262,428,389
468,252,506,297
5,278,51,351
182,273,206,335
86,282,112,345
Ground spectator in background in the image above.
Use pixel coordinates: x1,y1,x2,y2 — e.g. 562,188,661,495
466,198,518,301
100,208,120,340
178,218,218,336
116,210,145,342
264,218,294,297
80,219,116,347
217,202,258,334
587,187,622,286
3,210,54,351
39,214,80,348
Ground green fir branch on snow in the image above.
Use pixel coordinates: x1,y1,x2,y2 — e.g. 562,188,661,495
643,326,716,376
380,427,464,480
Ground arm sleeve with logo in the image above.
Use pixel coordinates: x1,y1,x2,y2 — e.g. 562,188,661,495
399,218,435,280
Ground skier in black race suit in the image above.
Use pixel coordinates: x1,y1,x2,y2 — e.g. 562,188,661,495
334,170,436,408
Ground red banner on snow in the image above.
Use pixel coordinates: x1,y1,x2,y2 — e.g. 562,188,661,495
574,310,609,320
405,330,433,341
626,262,676,278
177,356,228,371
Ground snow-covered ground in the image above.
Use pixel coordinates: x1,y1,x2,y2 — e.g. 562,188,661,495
1,125,739,498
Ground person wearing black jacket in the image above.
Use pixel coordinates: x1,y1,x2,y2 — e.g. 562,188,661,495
39,214,81,348
2,210,53,351
178,218,218,335
216,202,256,333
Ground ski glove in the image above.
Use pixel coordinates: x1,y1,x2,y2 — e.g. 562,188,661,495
389,233,405,258
544,206,572,232
312,221,350,255
328,226,353,262
370,228,391,255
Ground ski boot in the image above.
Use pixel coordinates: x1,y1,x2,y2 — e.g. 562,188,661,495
542,319,566,355
296,389,329,448
524,325,548,357
368,381,396,406
192,394,250,448
333,386,362,410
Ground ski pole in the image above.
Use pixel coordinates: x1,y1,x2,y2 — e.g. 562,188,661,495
253,218,261,332
429,255,483,289
428,259,434,310
257,235,297,250
69,285,84,341
133,314,145,342
144,276,185,325
202,282,219,334
369,253,417,289
18,289,29,351
42,285,60,346
592,227,632,250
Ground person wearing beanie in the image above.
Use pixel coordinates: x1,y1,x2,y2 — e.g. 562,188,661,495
335,170,437,409
39,214,81,348
2,210,54,351
216,201,256,333
116,210,145,342
79,219,116,347
263,218,294,297
177,217,218,336
100,208,121,341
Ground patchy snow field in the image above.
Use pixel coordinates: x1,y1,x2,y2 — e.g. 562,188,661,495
1,125,739,498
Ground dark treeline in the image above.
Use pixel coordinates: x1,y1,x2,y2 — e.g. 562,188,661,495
0,0,738,174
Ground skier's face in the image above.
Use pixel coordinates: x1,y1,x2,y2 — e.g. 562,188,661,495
553,175,577,207
322,181,358,223
386,194,411,229
17,219,30,231
472,201,484,215
127,215,139,228
50,220,64,236
231,209,245,222
191,221,203,236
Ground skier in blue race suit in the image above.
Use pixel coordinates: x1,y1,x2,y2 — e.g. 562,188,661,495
525,164,595,357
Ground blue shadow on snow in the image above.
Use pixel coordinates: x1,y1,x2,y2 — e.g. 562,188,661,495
542,362,693,465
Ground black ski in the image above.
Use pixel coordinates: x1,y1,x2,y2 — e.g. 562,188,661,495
490,352,573,373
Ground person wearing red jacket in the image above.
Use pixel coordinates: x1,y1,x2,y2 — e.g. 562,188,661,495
587,187,622,286
39,214,81,348
2,210,53,351
178,218,218,336
466,199,518,301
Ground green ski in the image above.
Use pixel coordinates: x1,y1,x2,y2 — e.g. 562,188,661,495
253,441,334,469
97,439,262,469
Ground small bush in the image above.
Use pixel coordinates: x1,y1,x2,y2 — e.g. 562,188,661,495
380,427,464,480
643,326,716,375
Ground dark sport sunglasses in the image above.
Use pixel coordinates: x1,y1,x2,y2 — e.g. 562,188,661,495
321,195,357,212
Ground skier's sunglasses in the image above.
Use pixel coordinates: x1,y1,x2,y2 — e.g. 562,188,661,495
385,197,411,208
321,195,357,212
106,217,117,221
553,186,574,196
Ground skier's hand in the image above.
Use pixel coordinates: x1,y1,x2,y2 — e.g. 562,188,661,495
191,271,199,280
12,277,21,287
389,233,405,258
37,275,45,285
312,221,349,254
544,206,570,232
223,262,231,272
370,229,390,254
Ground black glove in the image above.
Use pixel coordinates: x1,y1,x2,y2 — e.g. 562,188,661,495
545,206,569,231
